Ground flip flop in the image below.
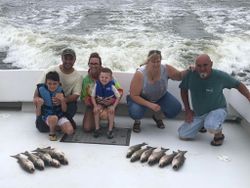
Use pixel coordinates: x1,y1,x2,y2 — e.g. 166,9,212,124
211,134,225,146
49,134,57,141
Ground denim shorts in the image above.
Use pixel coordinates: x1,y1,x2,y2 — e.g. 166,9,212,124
45,116,70,126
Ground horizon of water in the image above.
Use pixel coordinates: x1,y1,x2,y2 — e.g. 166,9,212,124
0,0,250,84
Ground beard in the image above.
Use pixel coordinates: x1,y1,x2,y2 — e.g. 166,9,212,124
199,73,207,79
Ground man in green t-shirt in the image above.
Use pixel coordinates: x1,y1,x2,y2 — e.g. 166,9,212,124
178,54,250,146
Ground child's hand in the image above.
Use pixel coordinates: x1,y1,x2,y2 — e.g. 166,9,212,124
54,93,65,102
102,98,115,106
52,93,64,105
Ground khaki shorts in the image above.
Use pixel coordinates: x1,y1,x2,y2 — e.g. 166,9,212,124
46,117,70,126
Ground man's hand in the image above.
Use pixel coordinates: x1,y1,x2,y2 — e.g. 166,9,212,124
185,109,194,123
33,97,44,107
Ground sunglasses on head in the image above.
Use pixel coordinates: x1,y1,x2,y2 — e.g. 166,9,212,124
148,50,161,57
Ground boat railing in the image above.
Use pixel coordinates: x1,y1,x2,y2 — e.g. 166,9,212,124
0,70,249,130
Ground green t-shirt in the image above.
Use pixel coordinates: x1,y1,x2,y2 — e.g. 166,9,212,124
80,75,95,100
179,69,240,116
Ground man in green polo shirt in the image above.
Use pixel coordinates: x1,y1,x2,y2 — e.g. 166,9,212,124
178,54,250,146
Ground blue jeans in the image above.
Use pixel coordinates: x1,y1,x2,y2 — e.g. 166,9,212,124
126,91,182,120
178,108,227,139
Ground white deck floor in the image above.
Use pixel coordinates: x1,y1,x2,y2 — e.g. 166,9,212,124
0,110,250,188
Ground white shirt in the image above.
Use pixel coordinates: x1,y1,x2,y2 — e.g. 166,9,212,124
38,65,82,97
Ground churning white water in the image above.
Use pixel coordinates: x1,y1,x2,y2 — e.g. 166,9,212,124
0,0,250,83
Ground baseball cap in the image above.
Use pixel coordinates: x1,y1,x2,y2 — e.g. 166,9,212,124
61,48,76,58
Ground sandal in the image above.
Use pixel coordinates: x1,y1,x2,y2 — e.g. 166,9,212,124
152,115,165,129
49,134,57,141
211,134,225,146
199,126,207,133
93,129,101,138
133,121,141,133
107,130,114,139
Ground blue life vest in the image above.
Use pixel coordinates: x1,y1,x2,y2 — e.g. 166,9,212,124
37,83,64,120
95,80,115,105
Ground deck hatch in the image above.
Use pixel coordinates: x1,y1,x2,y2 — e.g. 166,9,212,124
60,127,131,146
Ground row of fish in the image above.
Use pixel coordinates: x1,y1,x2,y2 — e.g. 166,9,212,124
126,143,187,170
11,146,68,173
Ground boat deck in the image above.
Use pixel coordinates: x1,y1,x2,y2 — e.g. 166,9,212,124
0,110,250,188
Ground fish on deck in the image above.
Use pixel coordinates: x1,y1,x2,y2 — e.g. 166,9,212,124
126,142,147,158
11,154,35,173
172,150,187,170
148,148,169,166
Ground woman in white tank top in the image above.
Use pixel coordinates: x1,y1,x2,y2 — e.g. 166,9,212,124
127,50,188,133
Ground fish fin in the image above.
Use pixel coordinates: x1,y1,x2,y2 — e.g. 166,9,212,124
177,150,187,154
180,150,188,154
21,151,29,155
32,148,41,152
146,146,155,149
160,147,169,152
10,154,20,158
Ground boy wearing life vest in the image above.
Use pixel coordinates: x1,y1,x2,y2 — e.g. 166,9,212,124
91,67,121,139
35,71,74,141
